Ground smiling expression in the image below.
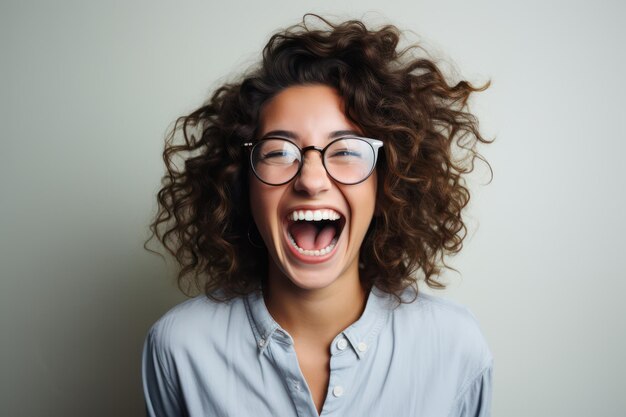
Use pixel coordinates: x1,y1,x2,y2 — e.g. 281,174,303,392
249,85,378,292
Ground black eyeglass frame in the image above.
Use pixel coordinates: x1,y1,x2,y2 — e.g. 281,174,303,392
242,136,384,186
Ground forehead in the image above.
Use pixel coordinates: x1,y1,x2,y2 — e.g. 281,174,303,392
258,85,361,140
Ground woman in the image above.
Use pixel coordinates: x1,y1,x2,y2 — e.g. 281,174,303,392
143,15,493,417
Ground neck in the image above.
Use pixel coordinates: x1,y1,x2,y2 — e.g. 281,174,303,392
264,264,368,345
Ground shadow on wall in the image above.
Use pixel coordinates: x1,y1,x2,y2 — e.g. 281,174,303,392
3,227,184,417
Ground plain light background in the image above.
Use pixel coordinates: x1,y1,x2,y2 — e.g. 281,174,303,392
1,0,624,416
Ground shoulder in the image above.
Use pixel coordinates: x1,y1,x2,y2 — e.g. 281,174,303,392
145,294,246,357
392,288,493,374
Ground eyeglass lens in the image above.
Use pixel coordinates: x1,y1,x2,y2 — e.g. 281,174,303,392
251,138,376,185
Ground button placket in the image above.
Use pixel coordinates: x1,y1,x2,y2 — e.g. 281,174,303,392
277,343,319,417
332,385,344,397
323,340,359,415
336,338,348,351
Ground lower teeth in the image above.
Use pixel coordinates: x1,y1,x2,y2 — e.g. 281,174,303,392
288,233,338,257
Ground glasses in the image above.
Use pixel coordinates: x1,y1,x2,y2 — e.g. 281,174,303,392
243,136,383,186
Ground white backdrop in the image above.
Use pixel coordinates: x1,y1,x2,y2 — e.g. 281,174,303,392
1,1,625,416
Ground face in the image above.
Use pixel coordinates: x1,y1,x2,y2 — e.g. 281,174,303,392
249,85,378,293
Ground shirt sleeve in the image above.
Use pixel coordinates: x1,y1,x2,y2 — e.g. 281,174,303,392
141,326,186,417
448,361,493,417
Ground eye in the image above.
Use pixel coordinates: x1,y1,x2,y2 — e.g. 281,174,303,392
325,136,374,162
329,149,363,158
257,143,300,166
263,150,294,159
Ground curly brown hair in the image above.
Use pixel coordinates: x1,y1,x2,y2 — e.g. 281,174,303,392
146,14,492,301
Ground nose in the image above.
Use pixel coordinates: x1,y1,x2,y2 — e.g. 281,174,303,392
293,149,332,195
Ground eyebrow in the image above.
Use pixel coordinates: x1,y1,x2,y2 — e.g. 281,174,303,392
259,129,361,140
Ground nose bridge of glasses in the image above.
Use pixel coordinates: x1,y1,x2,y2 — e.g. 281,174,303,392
296,145,332,187
300,145,325,167
301,145,324,157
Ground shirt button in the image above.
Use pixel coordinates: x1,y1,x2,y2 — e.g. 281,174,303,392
332,385,344,397
357,342,368,352
258,338,266,348
336,338,348,351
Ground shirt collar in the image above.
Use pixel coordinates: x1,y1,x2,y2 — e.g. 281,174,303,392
243,290,281,352
243,286,393,358
339,286,392,359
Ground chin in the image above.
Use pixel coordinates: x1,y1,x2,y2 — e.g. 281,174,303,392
269,244,358,293
285,271,340,291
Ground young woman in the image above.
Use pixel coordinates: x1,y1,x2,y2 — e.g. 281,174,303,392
143,15,493,417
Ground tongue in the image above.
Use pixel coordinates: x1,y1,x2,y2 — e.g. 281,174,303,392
289,223,336,251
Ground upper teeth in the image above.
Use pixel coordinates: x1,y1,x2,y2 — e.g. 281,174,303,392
290,209,341,221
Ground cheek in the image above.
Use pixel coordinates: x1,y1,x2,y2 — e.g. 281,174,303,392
248,179,281,236
249,180,267,226
362,176,379,229
361,173,378,214
347,175,378,227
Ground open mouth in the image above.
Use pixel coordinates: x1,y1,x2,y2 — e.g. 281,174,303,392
285,209,346,257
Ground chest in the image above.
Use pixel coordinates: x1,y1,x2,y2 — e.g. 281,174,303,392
175,322,464,416
294,345,331,414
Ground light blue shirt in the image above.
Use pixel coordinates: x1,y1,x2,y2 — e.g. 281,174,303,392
142,287,493,416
